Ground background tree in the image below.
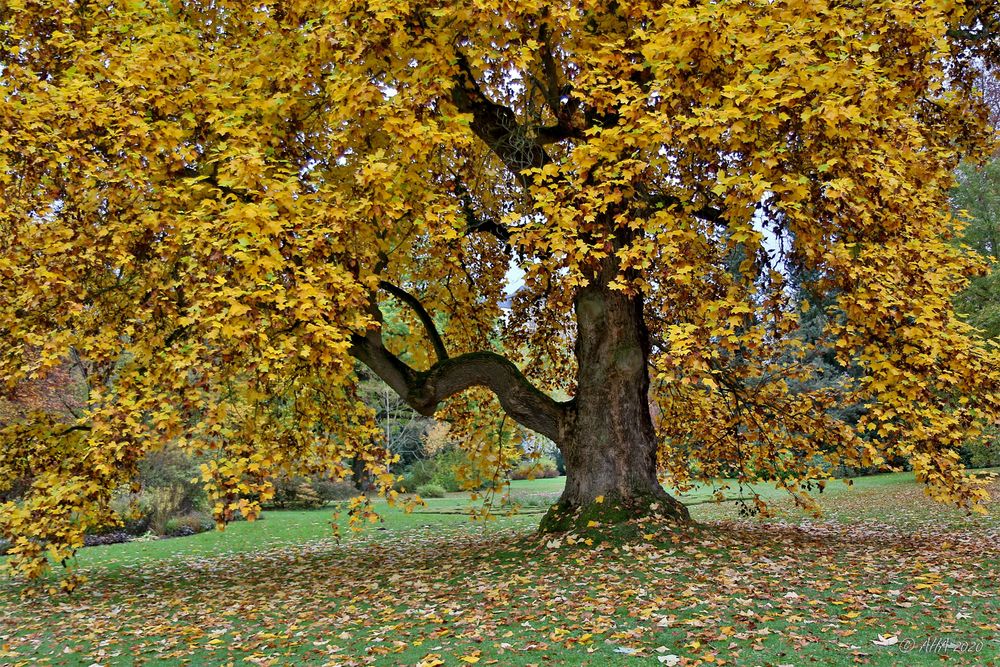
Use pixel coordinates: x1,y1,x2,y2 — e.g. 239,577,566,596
953,159,1000,339
952,66,1000,340
357,371,431,468
2,0,1000,579
948,65,1000,468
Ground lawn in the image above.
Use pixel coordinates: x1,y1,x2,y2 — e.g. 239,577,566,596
1,471,998,666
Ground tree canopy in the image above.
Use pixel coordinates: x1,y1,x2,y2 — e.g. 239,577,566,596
2,0,1000,581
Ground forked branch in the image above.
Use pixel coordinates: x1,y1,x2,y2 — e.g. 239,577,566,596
378,281,449,362
349,329,567,442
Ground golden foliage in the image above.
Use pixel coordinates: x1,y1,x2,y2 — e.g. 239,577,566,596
1,0,998,579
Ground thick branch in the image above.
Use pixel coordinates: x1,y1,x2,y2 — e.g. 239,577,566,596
537,20,562,113
350,333,566,442
378,280,449,362
464,210,512,242
536,123,584,145
451,52,551,187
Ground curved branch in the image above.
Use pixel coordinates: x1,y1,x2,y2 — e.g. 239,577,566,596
350,333,567,442
378,280,449,362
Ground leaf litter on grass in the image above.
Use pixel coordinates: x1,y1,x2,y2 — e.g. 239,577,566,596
1,483,999,667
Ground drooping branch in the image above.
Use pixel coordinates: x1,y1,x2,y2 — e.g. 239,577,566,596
378,280,449,362
350,330,567,443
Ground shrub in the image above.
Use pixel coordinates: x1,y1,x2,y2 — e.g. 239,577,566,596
961,429,1000,469
398,460,435,492
108,487,179,536
509,456,560,481
83,531,131,547
110,485,200,536
164,512,213,537
145,486,188,536
415,483,447,498
428,447,492,491
294,480,323,508
265,476,332,509
398,453,461,492
311,477,359,502
109,493,151,536
430,461,461,492
106,443,211,537
138,445,207,514
396,446,495,492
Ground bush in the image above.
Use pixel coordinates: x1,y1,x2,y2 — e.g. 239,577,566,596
145,486,189,535
110,483,209,537
397,459,435,492
311,477,359,502
105,444,210,537
415,483,447,498
293,480,323,508
395,446,496,493
138,445,207,515
427,447,492,491
961,429,1000,469
109,493,151,536
83,531,131,547
509,456,560,481
429,457,461,491
397,452,461,492
109,487,182,536
256,475,358,509
163,512,213,537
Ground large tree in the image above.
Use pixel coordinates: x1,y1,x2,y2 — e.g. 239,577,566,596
2,0,1000,579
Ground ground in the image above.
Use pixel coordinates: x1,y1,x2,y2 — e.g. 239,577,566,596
1,472,998,666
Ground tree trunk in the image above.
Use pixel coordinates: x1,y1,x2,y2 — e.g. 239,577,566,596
539,278,690,532
351,253,691,533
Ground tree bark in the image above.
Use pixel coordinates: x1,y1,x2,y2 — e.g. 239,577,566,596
539,275,690,532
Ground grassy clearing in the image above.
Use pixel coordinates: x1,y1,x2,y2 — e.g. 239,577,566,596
1,471,998,666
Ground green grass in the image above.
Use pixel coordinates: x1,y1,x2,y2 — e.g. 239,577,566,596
67,470,938,572
2,471,998,666
69,497,537,572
